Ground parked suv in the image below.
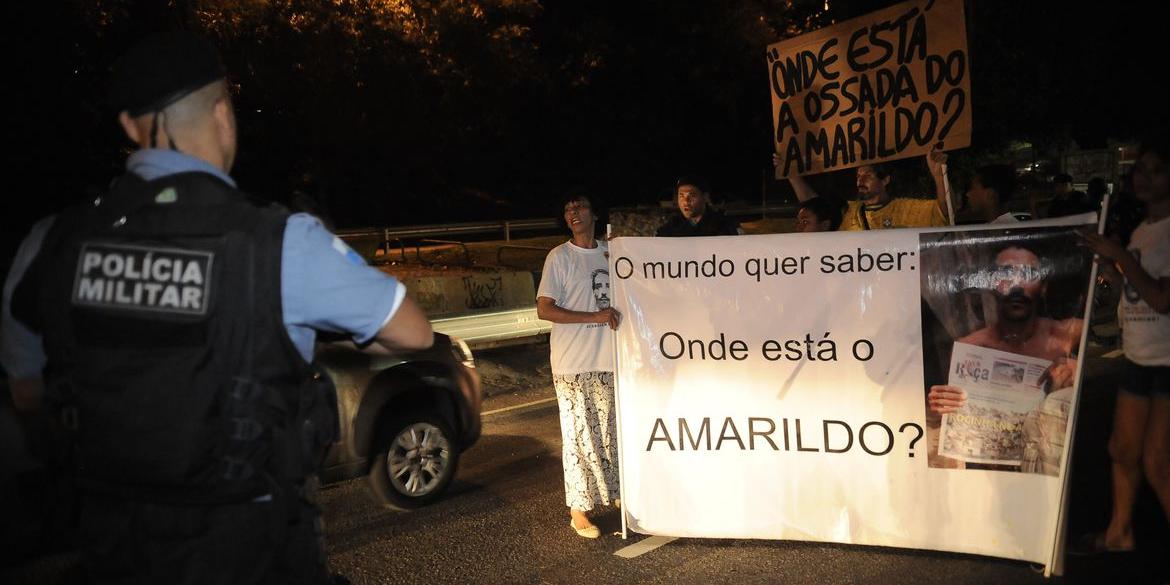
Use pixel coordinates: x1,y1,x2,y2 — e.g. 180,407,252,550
316,333,481,510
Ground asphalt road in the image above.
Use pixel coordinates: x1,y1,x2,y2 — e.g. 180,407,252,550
318,342,1170,585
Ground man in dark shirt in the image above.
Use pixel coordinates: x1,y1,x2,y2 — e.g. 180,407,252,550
1046,173,1093,218
655,177,741,237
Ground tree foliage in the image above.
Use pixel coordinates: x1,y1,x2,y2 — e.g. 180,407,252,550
6,0,1162,262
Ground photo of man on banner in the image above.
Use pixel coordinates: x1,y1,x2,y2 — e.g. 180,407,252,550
919,228,1094,475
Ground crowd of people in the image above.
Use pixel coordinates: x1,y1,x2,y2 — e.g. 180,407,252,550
538,135,1169,552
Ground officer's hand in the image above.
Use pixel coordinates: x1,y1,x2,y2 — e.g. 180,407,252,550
928,385,966,414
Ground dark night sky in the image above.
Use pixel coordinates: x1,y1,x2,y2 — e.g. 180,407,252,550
3,1,1166,263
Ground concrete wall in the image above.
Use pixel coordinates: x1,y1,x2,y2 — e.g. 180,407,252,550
405,271,536,318
608,207,676,237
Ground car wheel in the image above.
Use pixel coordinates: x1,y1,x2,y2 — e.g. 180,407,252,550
368,414,459,510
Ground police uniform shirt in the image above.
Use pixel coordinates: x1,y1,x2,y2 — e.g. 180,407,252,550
0,149,404,376
1,216,56,378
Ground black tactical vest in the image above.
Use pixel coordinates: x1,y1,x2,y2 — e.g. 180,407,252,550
14,171,338,504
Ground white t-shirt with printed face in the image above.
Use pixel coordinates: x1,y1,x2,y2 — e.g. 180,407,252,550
537,240,613,375
1121,216,1170,366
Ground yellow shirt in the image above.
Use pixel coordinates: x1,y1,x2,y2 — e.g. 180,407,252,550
839,198,947,231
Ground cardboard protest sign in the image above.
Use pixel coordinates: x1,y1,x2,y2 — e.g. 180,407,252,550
611,215,1097,572
768,0,972,177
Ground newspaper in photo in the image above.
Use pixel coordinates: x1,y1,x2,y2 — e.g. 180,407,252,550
939,342,1051,465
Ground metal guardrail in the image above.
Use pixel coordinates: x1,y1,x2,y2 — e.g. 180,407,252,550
415,239,472,266
724,203,799,218
381,237,407,263
336,204,797,249
337,218,559,243
430,307,552,350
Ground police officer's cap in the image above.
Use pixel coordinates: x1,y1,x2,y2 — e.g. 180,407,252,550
108,31,227,117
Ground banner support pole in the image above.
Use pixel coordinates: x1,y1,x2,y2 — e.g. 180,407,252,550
1047,195,1111,577
608,223,629,541
942,163,956,225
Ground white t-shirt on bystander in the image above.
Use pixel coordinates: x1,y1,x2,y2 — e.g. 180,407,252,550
537,240,613,375
1120,216,1170,366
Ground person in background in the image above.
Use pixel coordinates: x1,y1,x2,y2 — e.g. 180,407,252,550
959,163,1019,225
537,190,621,539
1046,173,1092,218
1105,171,1146,248
795,194,845,232
656,177,742,237
1087,176,1109,212
1076,139,1170,554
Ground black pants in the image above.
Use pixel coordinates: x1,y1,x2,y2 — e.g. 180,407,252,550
69,484,331,585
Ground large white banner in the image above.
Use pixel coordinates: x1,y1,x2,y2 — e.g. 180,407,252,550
611,217,1096,566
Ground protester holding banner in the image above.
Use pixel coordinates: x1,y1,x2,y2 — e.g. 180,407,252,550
774,147,951,230
656,177,741,237
536,190,621,539
958,163,1019,224
1076,139,1170,554
767,0,972,229
845,150,951,230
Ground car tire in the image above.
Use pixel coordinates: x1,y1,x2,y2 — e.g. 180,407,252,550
367,413,460,510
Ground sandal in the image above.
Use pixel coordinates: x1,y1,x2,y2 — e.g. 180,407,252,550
570,518,600,539
1067,531,1134,556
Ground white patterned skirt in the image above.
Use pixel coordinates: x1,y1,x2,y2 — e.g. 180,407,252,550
553,371,619,511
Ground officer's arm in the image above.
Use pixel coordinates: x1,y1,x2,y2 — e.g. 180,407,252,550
372,294,433,351
2,216,56,413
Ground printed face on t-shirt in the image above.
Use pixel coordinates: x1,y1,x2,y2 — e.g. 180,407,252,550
591,268,610,309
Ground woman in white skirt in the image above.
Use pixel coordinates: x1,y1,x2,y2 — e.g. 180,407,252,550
536,190,621,539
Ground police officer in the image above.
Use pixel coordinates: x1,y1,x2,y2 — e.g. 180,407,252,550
0,32,432,584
